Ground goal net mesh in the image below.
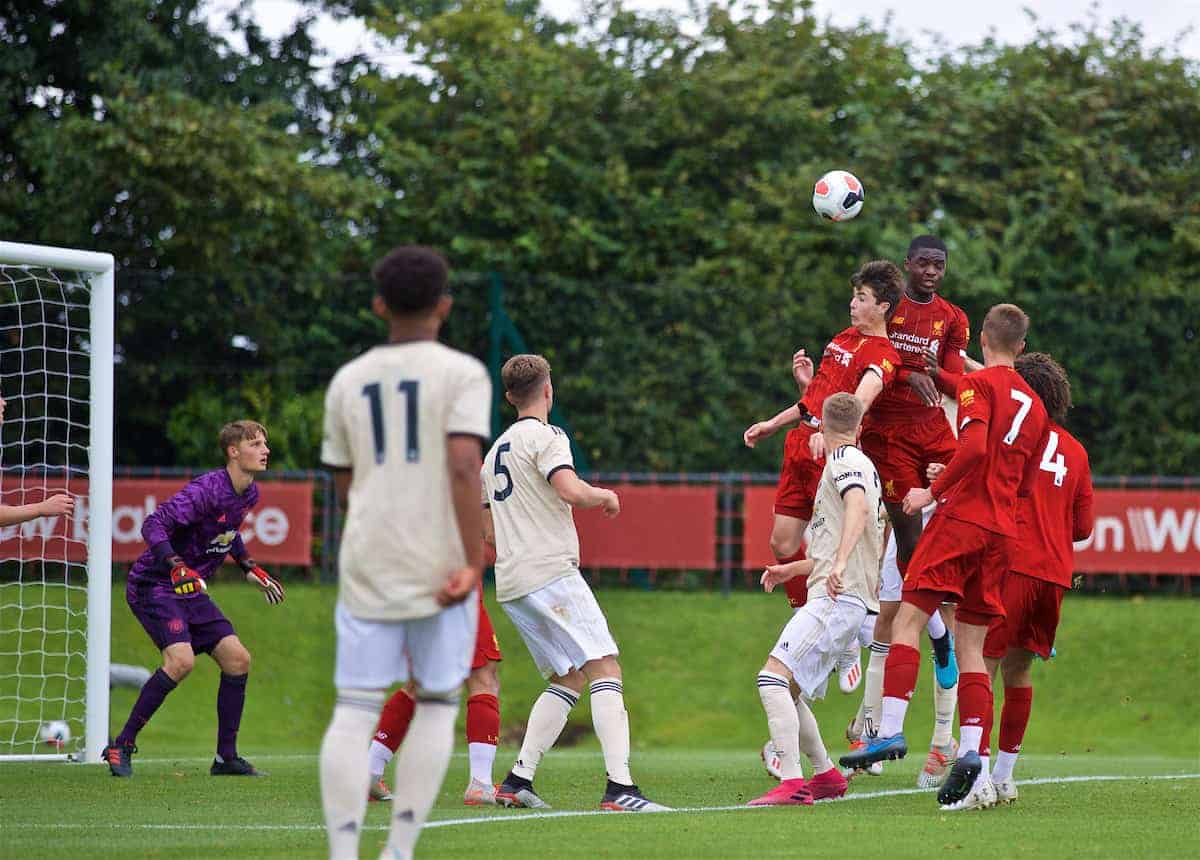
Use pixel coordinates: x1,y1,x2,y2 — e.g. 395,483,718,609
0,263,95,757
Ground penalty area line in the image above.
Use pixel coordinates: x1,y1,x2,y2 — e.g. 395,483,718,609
2,773,1196,833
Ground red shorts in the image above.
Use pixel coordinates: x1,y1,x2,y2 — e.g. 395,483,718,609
861,413,958,504
983,572,1065,660
784,575,809,609
903,513,1008,625
774,425,824,520
473,586,502,670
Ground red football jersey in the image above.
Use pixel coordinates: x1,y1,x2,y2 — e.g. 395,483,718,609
800,328,899,418
870,294,970,423
1010,422,1094,588
935,366,1049,536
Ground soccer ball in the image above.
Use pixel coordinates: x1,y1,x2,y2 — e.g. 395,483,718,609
39,720,71,749
812,170,865,221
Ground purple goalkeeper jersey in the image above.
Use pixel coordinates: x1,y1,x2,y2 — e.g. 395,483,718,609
127,469,260,585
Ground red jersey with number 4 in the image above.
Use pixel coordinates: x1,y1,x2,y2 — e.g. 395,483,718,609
799,328,899,418
935,366,1049,537
1009,422,1094,587
870,294,970,423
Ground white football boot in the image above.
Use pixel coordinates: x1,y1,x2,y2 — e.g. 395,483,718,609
993,776,1019,804
761,740,784,781
836,648,863,694
939,774,997,811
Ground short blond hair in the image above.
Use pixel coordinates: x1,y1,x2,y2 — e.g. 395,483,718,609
822,392,863,435
219,420,267,459
982,303,1030,353
502,354,551,405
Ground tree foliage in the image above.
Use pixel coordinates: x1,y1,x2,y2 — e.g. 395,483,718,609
2,0,1196,474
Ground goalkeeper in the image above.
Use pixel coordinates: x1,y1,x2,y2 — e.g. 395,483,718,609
103,420,284,778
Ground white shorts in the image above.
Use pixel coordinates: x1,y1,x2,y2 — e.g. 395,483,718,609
770,595,868,700
880,506,935,602
332,599,477,694
501,573,619,679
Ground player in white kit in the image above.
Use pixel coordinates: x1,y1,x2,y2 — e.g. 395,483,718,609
482,354,670,813
317,246,491,860
748,392,885,806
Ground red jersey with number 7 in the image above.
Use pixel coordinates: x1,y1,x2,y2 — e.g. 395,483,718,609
799,327,900,418
1009,422,1094,587
935,366,1049,536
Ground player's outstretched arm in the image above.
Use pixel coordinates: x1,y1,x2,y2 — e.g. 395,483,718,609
550,470,619,517
744,404,802,448
441,435,486,606
828,487,869,598
761,558,814,592
0,493,74,527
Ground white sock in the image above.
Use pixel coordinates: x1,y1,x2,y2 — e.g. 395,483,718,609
880,696,909,738
992,750,1019,782
960,725,983,755
368,739,394,781
319,689,384,860
931,681,958,748
468,742,497,785
849,697,866,741
926,611,947,640
511,684,578,781
383,699,459,860
758,672,803,780
795,695,833,775
590,677,633,786
979,753,990,778
862,641,889,738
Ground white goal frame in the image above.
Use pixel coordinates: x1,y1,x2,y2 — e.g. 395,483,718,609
0,241,114,763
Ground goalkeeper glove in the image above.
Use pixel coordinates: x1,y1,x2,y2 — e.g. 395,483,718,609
169,558,206,596
240,559,284,605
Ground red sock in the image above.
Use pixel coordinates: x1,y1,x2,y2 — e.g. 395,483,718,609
466,693,500,746
958,672,991,738
374,689,415,752
981,682,995,757
882,643,921,701
999,686,1034,753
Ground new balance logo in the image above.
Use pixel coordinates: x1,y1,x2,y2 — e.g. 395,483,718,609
963,717,982,725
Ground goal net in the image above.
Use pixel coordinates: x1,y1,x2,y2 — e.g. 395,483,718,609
0,241,114,762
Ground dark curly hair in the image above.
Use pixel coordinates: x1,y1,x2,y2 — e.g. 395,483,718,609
371,246,450,314
1015,352,1072,424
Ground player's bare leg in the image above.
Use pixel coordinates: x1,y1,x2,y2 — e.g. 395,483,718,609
209,635,262,776
497,668,584,808
106,642,194,777
769,514,808,562
990,648,1036,803
463,659,501,805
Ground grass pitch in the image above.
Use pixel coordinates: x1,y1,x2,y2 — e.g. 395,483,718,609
0,584,1197,857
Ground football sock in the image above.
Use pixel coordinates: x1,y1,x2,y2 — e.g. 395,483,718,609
466,693,500,784
215,672,247,761
319,689,385,860
511,684,578,781
368,740,393,781
757,672,803,780
862,641,890,738
926,611,947,640
993,686,1034,781
794,694,834,775
375,689,416,753
590,678,633,786
880,643,921,737
957,672,991,755
116,668,177,746
849,698,866,741
931,680,957,747
384,698,460,860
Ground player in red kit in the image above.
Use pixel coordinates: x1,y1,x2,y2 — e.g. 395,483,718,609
840,304,1050,812
744,261,903,611
977,352,1094,805
851,235,969,784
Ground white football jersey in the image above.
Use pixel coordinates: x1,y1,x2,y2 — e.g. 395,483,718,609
806,444,885,611
481,417,579,602
321,341,491,620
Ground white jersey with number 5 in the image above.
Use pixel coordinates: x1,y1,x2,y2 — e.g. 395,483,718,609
482,417,579,602
321,341,491,621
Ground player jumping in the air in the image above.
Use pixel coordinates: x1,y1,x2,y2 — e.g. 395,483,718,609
368,582,502,805
318,246,491,859
748,393,885,807
484,354,669,813
743,260,902,612
973,352,1094,807
841,304,1050,811
103,421,283,778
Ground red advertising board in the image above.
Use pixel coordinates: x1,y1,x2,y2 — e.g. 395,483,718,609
575,484,718,569
0,478,313,565
1073,490,1200,574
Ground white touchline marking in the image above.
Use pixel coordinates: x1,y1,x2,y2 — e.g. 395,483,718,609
2,773,1196,833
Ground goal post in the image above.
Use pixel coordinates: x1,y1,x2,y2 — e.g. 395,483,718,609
0,241,114,763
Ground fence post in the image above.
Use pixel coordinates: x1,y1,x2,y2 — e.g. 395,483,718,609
720,475,733,597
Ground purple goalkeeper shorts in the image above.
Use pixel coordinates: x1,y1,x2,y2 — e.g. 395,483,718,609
126,580,236,655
